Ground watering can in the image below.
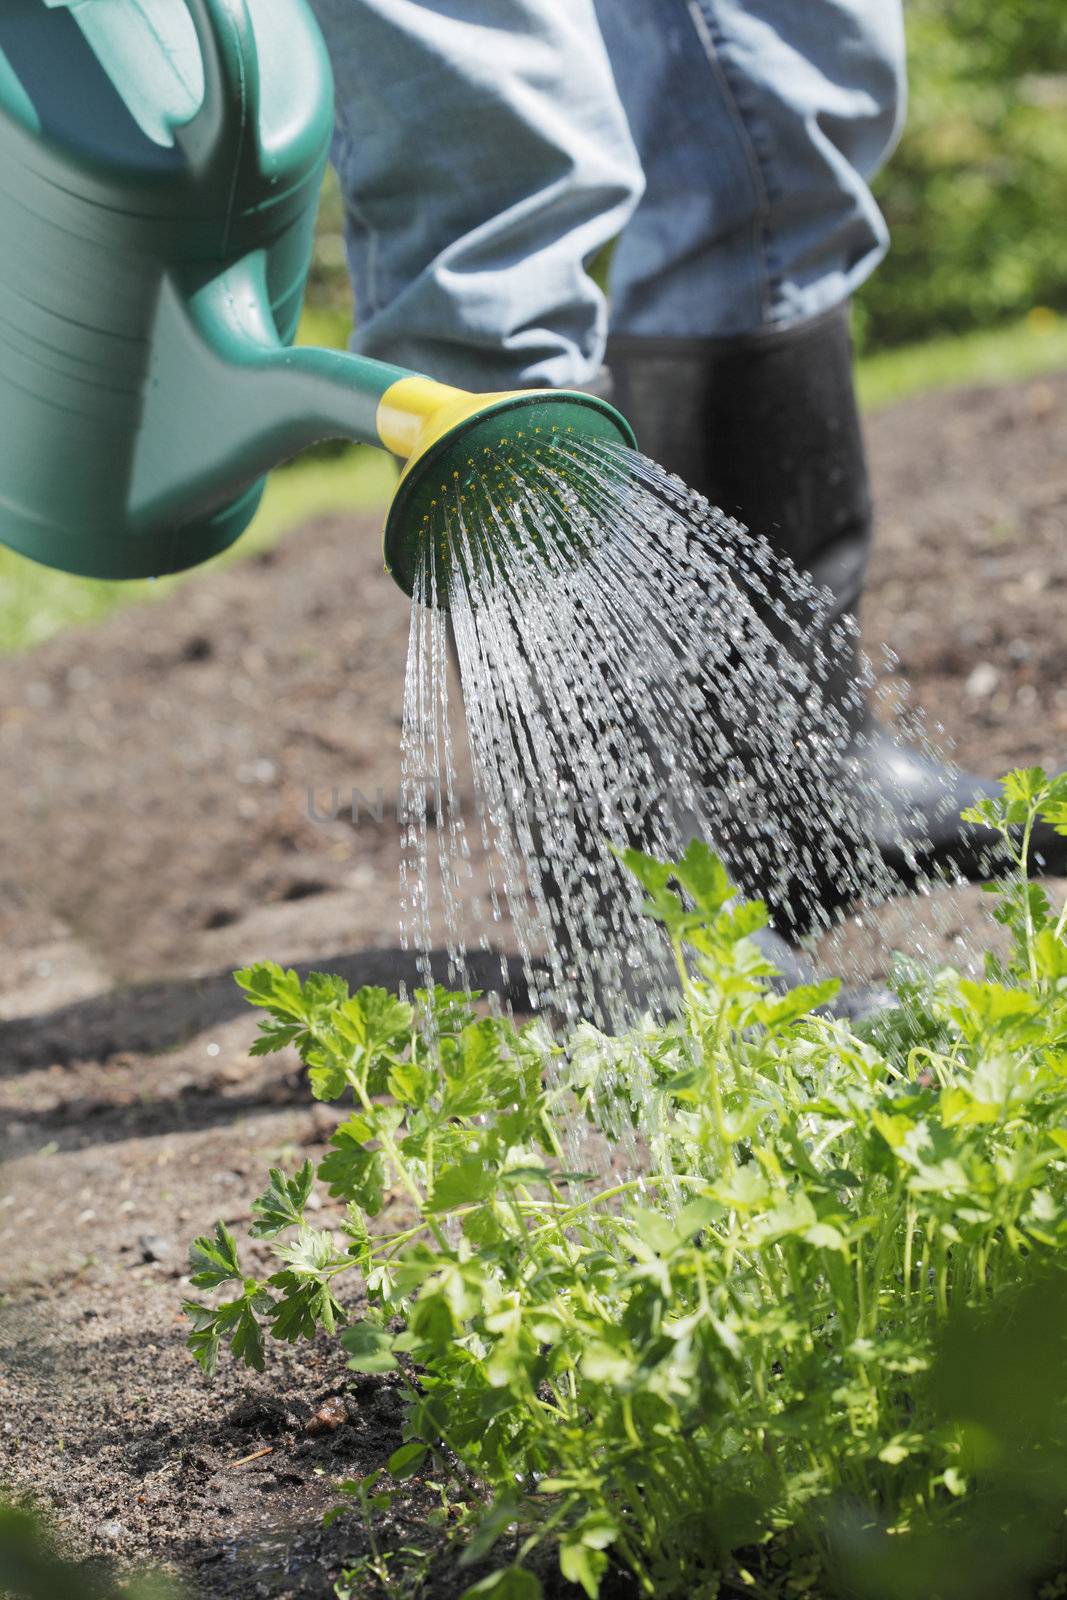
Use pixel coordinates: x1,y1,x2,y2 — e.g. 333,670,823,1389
0,0,634,598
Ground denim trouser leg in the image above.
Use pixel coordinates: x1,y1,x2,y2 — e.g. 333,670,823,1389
306,0,643,391
597,0,907,337
312,0,906,385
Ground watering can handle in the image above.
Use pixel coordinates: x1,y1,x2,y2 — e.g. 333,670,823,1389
128,0,423,529
175,0,261,186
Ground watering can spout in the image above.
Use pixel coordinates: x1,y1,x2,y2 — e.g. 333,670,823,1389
128,254,412,532
129,250,638,600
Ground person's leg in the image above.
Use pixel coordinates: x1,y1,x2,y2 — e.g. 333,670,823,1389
595,0,902,613
596,1,1063,908
307,0,643,393
597,0,906,340
308,0,887,1012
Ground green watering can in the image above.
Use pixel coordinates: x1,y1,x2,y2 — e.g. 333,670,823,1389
0,0,633,598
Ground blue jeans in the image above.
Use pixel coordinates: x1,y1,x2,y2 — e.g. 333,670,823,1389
308,0,906,390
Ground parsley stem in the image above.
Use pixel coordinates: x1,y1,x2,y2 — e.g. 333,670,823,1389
349,1076,451,1253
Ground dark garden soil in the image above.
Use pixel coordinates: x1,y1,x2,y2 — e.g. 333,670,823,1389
1,372,1066,1597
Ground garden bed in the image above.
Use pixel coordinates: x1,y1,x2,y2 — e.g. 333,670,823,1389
1,372,1066,1597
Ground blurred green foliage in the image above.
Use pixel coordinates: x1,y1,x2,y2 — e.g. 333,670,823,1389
306,165,351,330
838,1267,1067,1600
855,0,1067,348
0,1502,180,1600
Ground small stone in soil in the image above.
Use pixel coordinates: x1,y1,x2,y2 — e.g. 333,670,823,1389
304,1395,347,1435
965,661,999,698
138,1233,171,1263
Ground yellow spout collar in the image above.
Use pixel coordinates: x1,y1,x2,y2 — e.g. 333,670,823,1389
376,375,541,478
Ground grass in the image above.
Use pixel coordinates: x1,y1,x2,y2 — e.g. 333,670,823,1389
0,445,396,655
855,305,1067,409
1,309,1064,656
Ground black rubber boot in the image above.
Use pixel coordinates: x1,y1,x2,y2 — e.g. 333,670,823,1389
608,306,1066,918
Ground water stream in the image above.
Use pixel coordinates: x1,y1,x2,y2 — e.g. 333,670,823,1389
396,433,980,1039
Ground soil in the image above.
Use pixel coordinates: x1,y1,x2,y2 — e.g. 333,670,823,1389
1,372,1066,1598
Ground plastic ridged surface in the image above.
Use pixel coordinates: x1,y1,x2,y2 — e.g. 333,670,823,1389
0,3,639,590
0,0,333,578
